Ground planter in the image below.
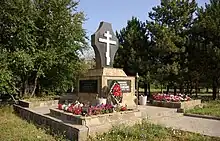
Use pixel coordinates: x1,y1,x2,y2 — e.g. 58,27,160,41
139,96,147,105
50,108,141,127
150,100,201,110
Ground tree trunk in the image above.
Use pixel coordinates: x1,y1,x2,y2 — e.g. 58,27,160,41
189,80,193,96
189,81,193,96
212,79,217,100
161,84,163,93
148,83,151,98
166,85,169,94
174,86,177,95
195,80,198,98
3,86,18,104
22,78,28,97
30,73,38,98
144,83,148,96
206,87,209,93
35,82,41,97
180,84,184,94
6,80,20,97
186,83,189,95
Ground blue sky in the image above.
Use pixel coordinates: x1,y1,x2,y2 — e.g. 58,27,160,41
78,0,209,39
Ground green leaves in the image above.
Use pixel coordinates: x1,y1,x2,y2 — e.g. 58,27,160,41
147,0,197,88
114,17,149,76
0,0,87,96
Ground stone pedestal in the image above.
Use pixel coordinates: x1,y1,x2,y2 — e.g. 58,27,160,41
77,68,136,108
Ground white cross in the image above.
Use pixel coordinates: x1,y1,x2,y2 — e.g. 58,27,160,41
98,31,117,65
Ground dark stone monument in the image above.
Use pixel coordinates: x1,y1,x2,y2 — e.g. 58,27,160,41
77,21,136,108
91,22,119,68
79,80,98,93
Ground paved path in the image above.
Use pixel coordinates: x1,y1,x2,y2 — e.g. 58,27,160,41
138,105,220,137
31,106,56,114
31,105,220,137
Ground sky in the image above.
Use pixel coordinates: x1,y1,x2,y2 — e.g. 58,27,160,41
77,0,209,59
78,0,210,39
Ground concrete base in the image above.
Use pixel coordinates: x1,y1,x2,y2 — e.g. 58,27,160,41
19,100,59,108
150,100,201,111
14,100,142,141
50,108,141,127
77,68,136,108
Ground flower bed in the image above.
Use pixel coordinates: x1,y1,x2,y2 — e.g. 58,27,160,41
57,101,128,117
50,107,141,127
152,93,191,102
150,93,201,110
57,80,128,117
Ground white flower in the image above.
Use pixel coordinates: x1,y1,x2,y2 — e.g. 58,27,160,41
80,103,84,107
62,104,66,110
64,106,68,111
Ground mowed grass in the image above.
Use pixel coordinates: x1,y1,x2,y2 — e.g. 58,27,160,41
89,121,220,141
0,106,65,141
186,100,220,117
1,104,220,141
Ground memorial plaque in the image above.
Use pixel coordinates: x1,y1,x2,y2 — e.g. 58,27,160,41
107,80,131,93
79,80,98,93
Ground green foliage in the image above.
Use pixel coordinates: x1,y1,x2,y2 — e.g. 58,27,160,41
186,100,220,117
114,17,153,94
0,53,14,94
114,17,149,76
190,0,220,99
0,0,87,97
147,0,197,88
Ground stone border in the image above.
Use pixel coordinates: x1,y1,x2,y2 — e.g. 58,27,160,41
50,108,141,127
13,104,88,141
150,100,201,112
150,100,181,108
18,100,59,108
184,113,220,121
14,104,143,141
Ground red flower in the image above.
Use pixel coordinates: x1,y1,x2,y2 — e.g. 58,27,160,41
112,83,123,98
58,104,62,110
67,106,73,113
121,106,127,111
73,107,82,115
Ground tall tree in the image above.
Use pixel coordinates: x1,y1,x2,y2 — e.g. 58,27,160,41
191,0,220,99
114,17,151,95
0,0,87,97
147,0,197,94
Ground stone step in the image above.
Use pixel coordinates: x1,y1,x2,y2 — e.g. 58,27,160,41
49,108,83,125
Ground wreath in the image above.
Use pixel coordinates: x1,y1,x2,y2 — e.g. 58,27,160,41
109,81,123,105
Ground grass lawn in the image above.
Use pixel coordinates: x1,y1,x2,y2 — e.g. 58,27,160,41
1,105,220,141
0,106,66,141
186,100,220,117
89,121,220,141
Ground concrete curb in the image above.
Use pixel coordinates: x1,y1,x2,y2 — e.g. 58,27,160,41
184,113,220,121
